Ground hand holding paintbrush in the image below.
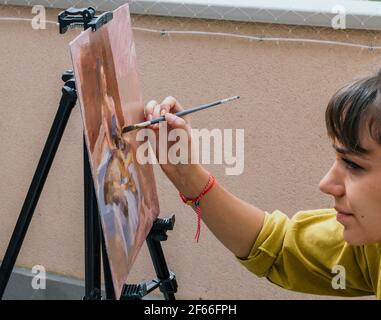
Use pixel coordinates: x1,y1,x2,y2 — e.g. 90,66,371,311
122,96,240,133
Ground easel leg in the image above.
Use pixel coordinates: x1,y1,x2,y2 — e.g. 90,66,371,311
0,71,115,300
84,137,116,300
0,76,77,299
120,216,178,300
84,140,101,299
147,236,177,300
146,216,178,300
100,227,116,299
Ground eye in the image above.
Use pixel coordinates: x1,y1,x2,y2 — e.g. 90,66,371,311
341,158,363,171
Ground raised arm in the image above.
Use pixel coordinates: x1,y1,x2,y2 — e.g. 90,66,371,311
144,96,265,258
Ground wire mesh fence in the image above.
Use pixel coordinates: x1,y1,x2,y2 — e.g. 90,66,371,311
1,0,381,51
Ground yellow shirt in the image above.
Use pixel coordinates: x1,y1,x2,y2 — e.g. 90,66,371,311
237,209,381,299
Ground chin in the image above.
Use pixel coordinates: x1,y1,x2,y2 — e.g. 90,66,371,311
343,231,365,246
343,232,374,246
344,238,363,246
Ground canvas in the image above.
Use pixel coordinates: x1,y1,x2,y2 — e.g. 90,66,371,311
70,4,160,299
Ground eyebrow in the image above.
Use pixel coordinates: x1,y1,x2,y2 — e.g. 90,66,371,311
332,144,371,158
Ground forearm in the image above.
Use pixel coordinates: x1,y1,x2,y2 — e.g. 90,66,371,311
165,164,266,258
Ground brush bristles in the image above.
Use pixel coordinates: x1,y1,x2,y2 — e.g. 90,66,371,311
122,125,136,133
122,121,151,133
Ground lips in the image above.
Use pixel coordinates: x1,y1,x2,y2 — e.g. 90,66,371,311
334,207,353,215
334,207,354,223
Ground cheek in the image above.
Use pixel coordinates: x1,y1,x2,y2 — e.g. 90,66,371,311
365,183,381,229
343,177,368,219
361,176,381,213
349,177,381,240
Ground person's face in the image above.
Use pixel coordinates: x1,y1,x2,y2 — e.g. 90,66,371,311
319,130,381,245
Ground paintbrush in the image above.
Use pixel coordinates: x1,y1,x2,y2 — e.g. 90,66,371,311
122,95,240,133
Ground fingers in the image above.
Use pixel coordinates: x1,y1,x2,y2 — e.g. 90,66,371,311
144,100,158,129
160,96,184,114
144,96,190,130
164,112,185,128
144,100,157,122
164,113,191,136
144,99,169,129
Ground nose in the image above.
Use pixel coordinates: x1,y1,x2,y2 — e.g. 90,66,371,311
319,161,345,198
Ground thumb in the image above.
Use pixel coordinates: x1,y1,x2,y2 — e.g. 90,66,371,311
165,113,186,129
165,113,191,137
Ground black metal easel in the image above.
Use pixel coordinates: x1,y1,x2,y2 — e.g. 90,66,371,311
0,7,177,300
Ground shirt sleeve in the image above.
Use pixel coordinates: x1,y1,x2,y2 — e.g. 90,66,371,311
237,209,375,297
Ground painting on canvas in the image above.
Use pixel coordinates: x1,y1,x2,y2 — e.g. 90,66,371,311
70,4,160,299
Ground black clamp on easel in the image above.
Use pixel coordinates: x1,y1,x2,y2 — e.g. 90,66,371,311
0,6,177,301
58,7,113,34
120,216,178,300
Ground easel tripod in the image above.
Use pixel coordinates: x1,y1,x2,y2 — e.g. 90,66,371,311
0,7,177,300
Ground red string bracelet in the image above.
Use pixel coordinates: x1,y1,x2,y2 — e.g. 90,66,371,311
179,174,217,242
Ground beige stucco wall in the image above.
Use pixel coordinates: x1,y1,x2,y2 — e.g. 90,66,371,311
0,5,380,299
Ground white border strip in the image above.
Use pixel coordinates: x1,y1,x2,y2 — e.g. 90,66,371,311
2,0,381,31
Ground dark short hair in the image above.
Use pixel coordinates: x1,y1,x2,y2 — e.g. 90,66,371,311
325,70,381,154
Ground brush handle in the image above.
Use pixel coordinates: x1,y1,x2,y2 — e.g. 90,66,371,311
149,96,239,125
149,115,166,125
